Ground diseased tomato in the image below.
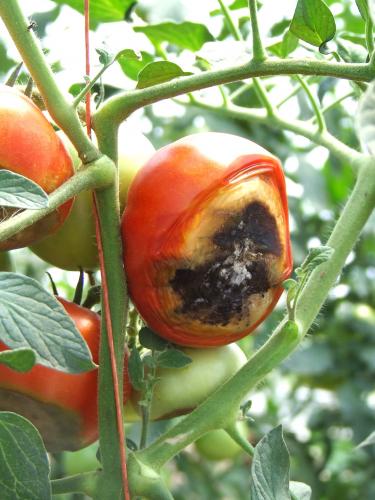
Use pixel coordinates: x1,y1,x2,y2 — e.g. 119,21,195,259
0,298,100,452
0,85,74,250
195,421,249,461
0,296,133,451
122,133,292,347
132,343,247,420
30,123,155,271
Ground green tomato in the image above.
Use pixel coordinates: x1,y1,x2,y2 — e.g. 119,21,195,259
30,123,155,271
135,343,247,420
195,421,249,461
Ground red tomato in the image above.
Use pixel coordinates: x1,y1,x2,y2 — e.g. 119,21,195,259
0,85,74,250
122,133,292,347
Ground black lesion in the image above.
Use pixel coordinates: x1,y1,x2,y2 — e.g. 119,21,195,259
170,201,282,325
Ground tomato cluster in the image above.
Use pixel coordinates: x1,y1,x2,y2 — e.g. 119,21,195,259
0,93,292,454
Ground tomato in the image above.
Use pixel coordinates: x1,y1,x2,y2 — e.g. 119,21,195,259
132,343,247,420
195,421,249,461
30,123,155,271
0,298,100,452
122,132,292,347
0,85,74,250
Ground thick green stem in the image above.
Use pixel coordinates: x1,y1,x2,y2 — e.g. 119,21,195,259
0,0,98,163
92,124,129,499
94,58,375,127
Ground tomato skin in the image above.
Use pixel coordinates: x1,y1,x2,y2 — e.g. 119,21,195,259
0,298,100,452
132,343,247,420
30,124,155,271
195,421,249,461
122,132,292,347
0,86,74,250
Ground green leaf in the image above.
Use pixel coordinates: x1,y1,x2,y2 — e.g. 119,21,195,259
117,51,154,81
136,61,192,90
250,425,290,500
296,246,334,277
134,22,214,52
0,412,51,500
357,430,375,448
50,0,135,23
336,37,368,63
115,48,141,62
0,348,36,372
0,273,95,373
0,170,49,209
128,347,144,391
290,0,336,48
139,327,169,351
156,348,192,369
283,279,298,291
290,481,312,500
268,31,299,58
356,80,375,153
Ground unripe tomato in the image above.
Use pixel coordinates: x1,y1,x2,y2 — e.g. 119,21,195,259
0,85,74,250
122,133,292,347
0,298,133,451
195,421,249,461
132,343,247,420
30,123,155,270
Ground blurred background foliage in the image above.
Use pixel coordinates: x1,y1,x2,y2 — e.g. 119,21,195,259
0,0,374,499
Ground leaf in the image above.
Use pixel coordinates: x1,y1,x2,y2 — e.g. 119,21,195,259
250,425,290,500
0,170,49,209
115,48,141,63
117,51,154,81
0,348,36,372
139,327,169,351
157,349,192,369
357,430,375,448
268,31,299,58
134,22,214,52
0,412,51,500
0,273,95,373
356,80,375,154
296,246,334,277
290,481,312,500
290,0,336,48
136,61,192,90
50,0,135,23
336,37,368,63
128,347,144,391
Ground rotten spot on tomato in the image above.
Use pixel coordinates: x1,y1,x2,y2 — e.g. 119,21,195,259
122,132,293,347
171,200,281,326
